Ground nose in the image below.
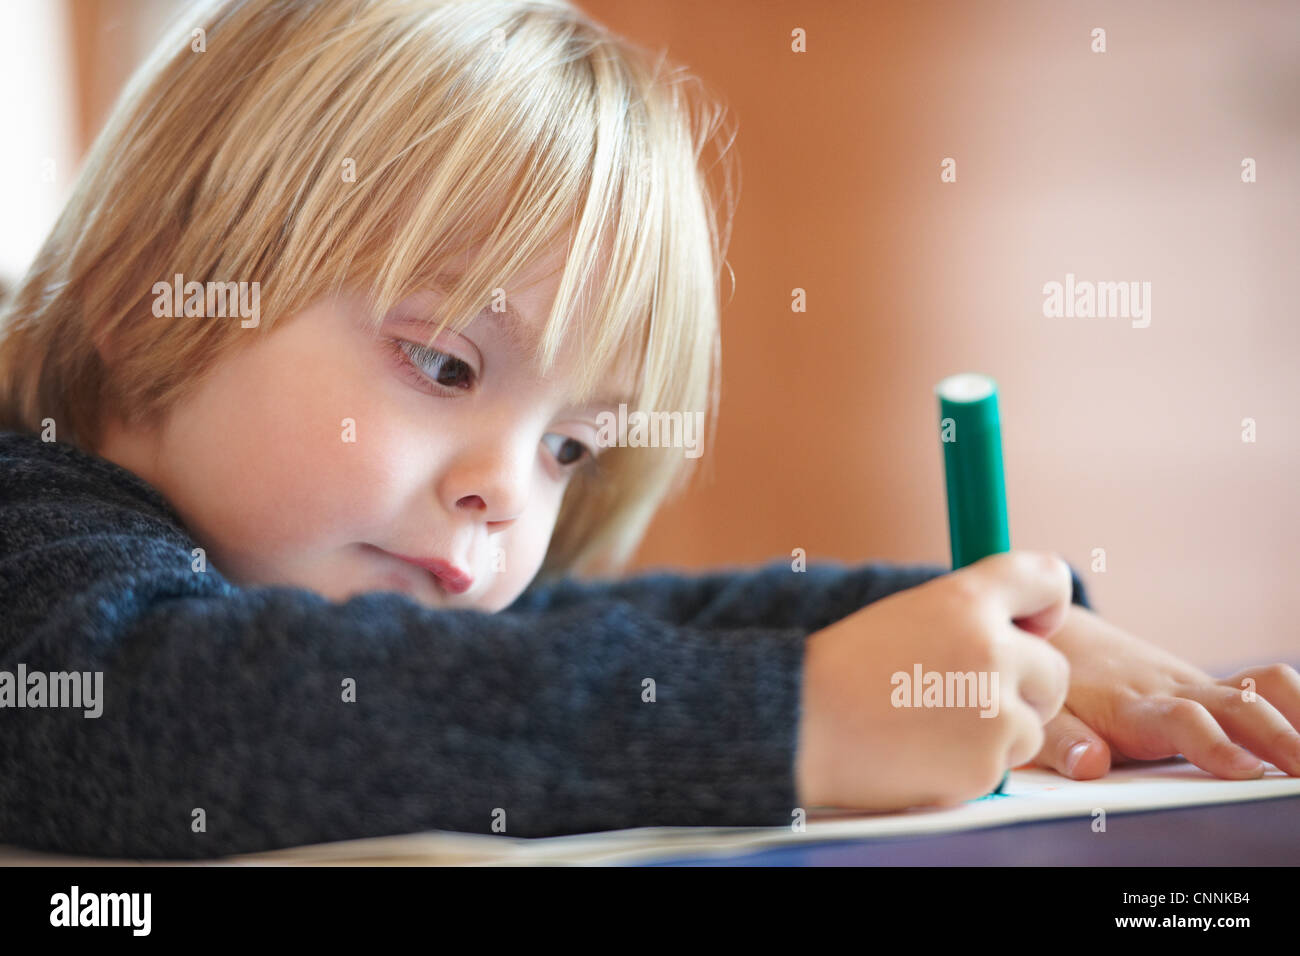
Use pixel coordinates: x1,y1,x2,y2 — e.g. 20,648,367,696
439,440,531,529
453,493,516,533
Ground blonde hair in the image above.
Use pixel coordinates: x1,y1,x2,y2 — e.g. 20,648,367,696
0,0,738,582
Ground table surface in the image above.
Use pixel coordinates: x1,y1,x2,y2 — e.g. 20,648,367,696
637,794,1300,866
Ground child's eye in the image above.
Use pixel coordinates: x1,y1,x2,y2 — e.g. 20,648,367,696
394,340,476,392
542,433,594,469
390,339,597,474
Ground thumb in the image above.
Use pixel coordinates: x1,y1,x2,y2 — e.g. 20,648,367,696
1032,705,1112,779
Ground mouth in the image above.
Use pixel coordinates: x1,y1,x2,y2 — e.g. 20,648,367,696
365,545,474,595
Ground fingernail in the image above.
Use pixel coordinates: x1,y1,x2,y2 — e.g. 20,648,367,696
1065,741,1090,774
1230,751,1263,773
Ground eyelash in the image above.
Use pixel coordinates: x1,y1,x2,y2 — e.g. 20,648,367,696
388,339,599,473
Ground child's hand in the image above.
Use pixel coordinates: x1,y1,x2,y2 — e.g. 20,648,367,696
1029,605,1300,780
796,551,1074,811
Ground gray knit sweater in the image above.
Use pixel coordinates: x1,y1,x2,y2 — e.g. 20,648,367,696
0,428,1089,858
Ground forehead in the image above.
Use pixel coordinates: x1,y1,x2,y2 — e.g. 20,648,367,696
416,237,640,403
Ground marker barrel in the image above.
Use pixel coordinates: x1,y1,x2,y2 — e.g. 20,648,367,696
936,373,1011,794
937,376,1010,569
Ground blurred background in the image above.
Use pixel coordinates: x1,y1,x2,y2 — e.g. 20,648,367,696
1,0,1295,672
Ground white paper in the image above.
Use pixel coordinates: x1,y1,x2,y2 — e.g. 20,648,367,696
2,757,1296,866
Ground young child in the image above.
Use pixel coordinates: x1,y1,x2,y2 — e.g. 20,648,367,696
1,0,1296,860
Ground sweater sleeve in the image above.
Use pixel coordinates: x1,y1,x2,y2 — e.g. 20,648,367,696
2,566,815,859
510,556,1093,632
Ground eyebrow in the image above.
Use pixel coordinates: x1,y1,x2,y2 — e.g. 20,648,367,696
476,306,539,360
421,273,534,353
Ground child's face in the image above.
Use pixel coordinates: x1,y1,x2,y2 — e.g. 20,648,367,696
97,245,635,613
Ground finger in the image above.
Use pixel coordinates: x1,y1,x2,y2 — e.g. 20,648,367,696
1217,663,1300,731
1126,696,1267,779
964,551,1073,639
1031,705,1112,779
1182,683,1300,776
1004,624,1070,723
1003,696,1051,771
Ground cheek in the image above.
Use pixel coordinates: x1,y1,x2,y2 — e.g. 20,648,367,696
479,531,545,612
484,491,566,607
158,321,419,572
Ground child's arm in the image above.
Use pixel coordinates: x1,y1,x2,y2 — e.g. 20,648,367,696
512,558,1094,632
0,433,811,858
0,432,1099,858
2,576,813,858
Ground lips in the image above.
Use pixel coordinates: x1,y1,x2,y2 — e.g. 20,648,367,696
374,547,474,594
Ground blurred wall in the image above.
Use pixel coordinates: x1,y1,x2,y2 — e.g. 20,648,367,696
41,0,1300,672
580,0,1299,673
66,0,179,155
0,1,77,281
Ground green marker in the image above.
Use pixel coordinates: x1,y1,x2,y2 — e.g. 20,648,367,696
936,372,1012,796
